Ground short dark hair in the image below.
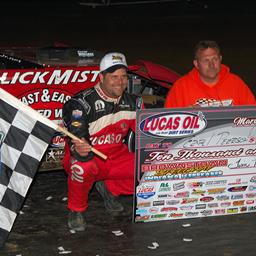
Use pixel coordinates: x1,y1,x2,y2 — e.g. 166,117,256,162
194,40,221,59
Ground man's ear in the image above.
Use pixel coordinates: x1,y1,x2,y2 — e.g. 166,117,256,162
99,73,104,83
219,55,222,62
193,59,199,69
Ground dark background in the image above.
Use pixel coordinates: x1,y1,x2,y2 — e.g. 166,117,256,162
1,0,256,92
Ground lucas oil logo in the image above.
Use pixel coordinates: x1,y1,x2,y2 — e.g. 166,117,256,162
139,111,207,138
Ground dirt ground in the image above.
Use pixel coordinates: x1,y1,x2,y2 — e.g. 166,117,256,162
2,171,256,256
1,2,256,255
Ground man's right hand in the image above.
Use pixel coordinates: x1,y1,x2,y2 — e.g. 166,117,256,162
71,138,91,157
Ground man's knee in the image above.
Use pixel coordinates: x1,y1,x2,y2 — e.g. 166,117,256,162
69,160,99,183
70,164,85,183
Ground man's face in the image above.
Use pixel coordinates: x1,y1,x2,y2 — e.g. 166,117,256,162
193,48,222,84
99,68,128,98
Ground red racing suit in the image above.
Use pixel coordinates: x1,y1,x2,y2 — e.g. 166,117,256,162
62,83,143,212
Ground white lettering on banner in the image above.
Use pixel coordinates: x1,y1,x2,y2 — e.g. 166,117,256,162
55,109,62,118
0,72,9,84
77,71,89,83
234,117,256,126
21,90,71,105
71,70,81,82
37,109,52,118
31,71,49,83
11,72,22,84
0,70,100,85
21,91,40,104
19,72,35,84
91,134,122,145
51,92,71,103
41,89,50,102
47,70,73,85
91,70,99,82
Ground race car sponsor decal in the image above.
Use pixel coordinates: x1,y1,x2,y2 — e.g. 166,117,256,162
161,207,178,212
151,214,167,219
201,210,213,216
71,121,82,127
158,182,171,192
137,184,156,199
231,194,243,200
139,111,207,138
200,196,214,202
208,203,218,208
152,200,165,206
215,209,226,214
220,202,231,207
228,186,248,192
72,110,83,119
166,200,180,205
173,181,185,191
250,176,256,183
246,193,256,198
195,204,207,210
136,208,148,215
233,200,245,206
191,189,206,195
249,185,256,191
95,100,105,112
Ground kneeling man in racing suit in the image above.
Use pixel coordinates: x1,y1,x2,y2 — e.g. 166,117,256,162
62,52,143,231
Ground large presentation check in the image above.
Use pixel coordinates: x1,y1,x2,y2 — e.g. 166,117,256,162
134,106,256,222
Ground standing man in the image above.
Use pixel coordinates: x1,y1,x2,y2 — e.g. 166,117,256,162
165,40,256,108
62,52,143,231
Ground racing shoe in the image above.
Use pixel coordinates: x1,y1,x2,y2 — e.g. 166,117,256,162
68,211,86,231
95,181,124,216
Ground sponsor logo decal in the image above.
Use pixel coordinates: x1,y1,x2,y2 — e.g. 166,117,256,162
139,111,207,138
72,109,83,119
95,100,105,111
137,184,156,199
228,186,247,192
91,133,122,145
200,196,214,202
158,182,171,192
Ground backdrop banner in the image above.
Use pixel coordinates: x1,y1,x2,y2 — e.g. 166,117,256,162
134,106,256,222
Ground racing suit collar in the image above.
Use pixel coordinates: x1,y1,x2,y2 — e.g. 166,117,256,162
95,83,121,103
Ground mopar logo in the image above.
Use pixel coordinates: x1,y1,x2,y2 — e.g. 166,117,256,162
139,111,206,138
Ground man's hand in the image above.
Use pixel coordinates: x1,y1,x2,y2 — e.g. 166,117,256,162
72,138,91,157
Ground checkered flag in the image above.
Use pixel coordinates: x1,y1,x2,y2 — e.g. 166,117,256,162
0,88,58,247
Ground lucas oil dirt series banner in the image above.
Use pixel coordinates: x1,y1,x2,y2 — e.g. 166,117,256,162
134,106,256,222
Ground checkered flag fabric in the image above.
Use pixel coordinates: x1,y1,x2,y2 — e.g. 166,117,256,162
0,89,57,247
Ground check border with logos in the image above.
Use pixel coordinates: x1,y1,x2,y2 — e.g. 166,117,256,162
133,106,256,222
